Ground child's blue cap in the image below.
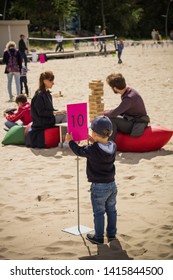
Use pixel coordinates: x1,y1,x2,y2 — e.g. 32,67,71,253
91,116,112,136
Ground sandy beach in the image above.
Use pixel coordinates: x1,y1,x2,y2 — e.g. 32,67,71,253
0,42,173,260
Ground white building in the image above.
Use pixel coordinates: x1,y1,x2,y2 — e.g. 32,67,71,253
0,20,30,57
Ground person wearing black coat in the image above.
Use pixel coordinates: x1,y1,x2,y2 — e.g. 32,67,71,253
18,34,28,67
25,71,66,148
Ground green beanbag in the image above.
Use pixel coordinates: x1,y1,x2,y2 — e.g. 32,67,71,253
2,126,25,145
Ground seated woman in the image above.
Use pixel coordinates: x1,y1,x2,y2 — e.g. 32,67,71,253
25,71,67,148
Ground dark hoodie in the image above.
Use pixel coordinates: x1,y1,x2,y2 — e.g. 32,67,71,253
69,140,116,183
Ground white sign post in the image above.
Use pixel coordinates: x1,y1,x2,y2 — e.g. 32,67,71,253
62,103,93,235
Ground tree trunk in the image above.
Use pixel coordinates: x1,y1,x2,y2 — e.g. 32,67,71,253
101,0,106,30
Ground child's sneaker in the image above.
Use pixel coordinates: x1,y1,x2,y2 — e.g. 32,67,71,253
86,233,104,245
3,127,9,131
107,235,116,242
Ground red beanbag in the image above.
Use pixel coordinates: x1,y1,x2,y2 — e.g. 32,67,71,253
25,123,60,148
44,127,60,148
115,125,173,153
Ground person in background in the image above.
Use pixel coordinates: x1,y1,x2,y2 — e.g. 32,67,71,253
66,116,117,245
18,34,28,67
93,34,98,49
3,41,22,102
55,31,64,52
99,29,107,56
74,38,80,50
104,73,150,140
151,29,157,41
117,39,124,64
3,94,32,130
20,59,29,96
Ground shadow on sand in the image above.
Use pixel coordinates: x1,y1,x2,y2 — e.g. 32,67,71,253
116,148,173,164
79,238,133,260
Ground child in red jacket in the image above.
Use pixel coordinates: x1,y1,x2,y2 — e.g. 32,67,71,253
4,94,32,130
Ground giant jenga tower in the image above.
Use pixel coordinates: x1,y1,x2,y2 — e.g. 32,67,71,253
88,80,104,123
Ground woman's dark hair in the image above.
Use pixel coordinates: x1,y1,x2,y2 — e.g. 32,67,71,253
106,73,126,90
38,71,54,92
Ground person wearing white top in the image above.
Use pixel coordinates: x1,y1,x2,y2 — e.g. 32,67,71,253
55,31,64,52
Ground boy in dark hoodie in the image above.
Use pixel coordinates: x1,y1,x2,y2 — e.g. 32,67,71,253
65,116,117,245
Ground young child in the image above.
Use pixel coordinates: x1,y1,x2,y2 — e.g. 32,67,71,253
20,60,29,96
65,116,117,245
117,40,124,64
4,94,32,130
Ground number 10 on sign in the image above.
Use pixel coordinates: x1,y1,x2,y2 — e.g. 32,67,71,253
67,103,88,141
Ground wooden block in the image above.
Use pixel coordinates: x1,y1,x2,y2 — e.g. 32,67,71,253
89,82,104,89
89,101,103,105
92,92,104,95
89,94,102,99
89,112,96,115
94,88,104,92
89,97,102,102
97,112,103,116
91,79,102,82
89,104,104,109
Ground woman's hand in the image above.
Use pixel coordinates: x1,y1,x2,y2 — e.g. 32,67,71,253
54,110,66,116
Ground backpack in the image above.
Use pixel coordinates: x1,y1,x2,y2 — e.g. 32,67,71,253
6,50,19,73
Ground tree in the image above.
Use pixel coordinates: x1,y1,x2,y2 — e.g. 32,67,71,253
2,0,173,39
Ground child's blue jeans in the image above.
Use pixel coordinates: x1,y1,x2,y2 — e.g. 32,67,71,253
90,181,117,239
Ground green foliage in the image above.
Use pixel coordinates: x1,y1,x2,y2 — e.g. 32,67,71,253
54,0,78,17
2,0,173,39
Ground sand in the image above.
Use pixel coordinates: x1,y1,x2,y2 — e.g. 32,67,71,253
0,42,173,260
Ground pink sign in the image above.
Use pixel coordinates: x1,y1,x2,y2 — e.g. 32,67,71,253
67,103,88,141
39,54,45,63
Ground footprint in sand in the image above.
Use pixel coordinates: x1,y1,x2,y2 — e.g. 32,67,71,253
40,210,68,216
143,190,153,195
3,236,16,240
0,248,8,253
15,216,33,222
4,206,16,211
161,224,173,231
159,252,170,258
129,248,147,257
0,203,6,207
44,243,77,258
59,175,74,179
0,255,7,260
154,165,162,169
44,246,62,252
119,234,132,241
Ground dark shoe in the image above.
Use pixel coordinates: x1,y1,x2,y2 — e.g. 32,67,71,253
3,127,9,131
86,233,104,245
107,235,116,242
